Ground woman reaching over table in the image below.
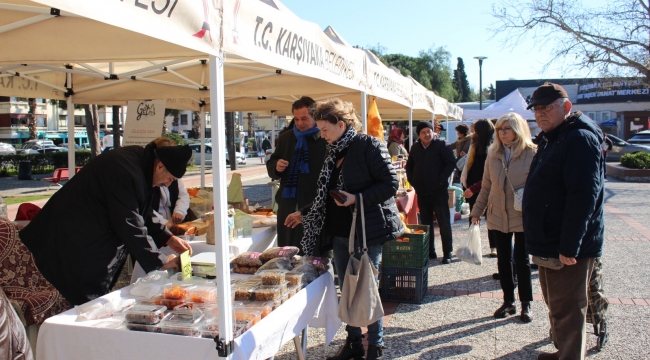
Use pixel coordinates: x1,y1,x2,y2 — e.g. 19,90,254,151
0,139,193,332
285,98,403,360
469,112,537,323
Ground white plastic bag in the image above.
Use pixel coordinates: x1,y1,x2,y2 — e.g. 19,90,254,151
456,224,483,265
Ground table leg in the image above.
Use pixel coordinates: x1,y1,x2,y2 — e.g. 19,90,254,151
293,335,305,360
301,327,307,354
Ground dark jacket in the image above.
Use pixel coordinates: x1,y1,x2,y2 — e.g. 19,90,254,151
405,139,456,194
337,134,403,247
523,112,605,259
266,129,327,251
20,145,172,305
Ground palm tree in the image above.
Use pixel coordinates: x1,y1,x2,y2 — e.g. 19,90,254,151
27,98,37,140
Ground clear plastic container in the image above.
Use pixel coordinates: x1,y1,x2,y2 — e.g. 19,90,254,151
194,304,219,319
124,304,167,325
280,292,289,305
162,284,195,300
234,283,258,301
158,309,204,337
234,308,263,325
189,286,218,303
126,322,162,333
287,284,300,298
152,296,191,310
252,284,283,301
233,319,253,337
200,318,220,339
234,301,273,319
258,270,288,285
285,271,305,287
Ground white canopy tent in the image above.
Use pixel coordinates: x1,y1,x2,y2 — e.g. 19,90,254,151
462,89,534,120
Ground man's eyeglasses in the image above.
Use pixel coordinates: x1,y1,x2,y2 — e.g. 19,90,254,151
315,112,344,123
497,127,512,134
532,101,561,114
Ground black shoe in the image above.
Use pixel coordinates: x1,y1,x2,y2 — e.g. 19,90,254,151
492,273,500,280
520,301,533,323
430,251,438,259
441,253,452,264
366,344,384,360
326,336,365,360
494,301,516,318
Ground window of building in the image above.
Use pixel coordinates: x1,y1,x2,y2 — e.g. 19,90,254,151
586,112,597,121
600,111,610,123
180,114,188,126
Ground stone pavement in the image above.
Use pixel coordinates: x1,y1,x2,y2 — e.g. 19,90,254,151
270,178,650,359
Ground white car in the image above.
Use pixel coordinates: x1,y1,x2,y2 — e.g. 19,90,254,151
627,130,650,145
188,143,247,166
0,143,16,155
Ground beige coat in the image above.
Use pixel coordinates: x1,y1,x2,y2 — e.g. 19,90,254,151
469,146,536,233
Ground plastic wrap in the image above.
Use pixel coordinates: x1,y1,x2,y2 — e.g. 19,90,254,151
231,252,263,267
258,246,300,262
256,257,293,272
258,270,287,285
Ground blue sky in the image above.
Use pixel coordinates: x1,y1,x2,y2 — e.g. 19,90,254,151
279,0,602,92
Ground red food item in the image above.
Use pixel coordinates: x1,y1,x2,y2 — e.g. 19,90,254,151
164,285,189,300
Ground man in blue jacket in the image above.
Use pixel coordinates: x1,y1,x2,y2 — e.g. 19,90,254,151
522,83,605,360
406,121,456,263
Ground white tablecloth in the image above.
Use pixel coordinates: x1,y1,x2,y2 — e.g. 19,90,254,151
130,226,277,283
36,273,341,360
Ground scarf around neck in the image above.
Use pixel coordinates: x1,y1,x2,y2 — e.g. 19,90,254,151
301,126,357,256
281,125,320,198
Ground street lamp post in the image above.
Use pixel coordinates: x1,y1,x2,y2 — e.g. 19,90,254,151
474,56,487,110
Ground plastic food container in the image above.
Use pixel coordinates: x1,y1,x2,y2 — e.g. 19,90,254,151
124,304,167,325
195,304,219,319
126,322,162,333
278,281,288,294
272,298,281,310
234,301,273,319
234,308,262,325
280,292,289,305
200,318,220,339
233,319,253,337
152,296,191,310
234,284,258,301
158,309,204,337
162,284,195,300
252,285,283,301
287,284,300,298
189,286,218,303
285,271,304,287
258,270,287,285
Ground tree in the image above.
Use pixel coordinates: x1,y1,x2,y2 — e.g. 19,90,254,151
27,98,37,140
82,104,101,158
492,0,650,81
112,105,121,149
454,58,472,102
487,83,496,100
164,109,180,134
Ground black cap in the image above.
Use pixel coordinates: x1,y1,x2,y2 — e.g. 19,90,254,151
416,121,434,135
526,82,569,109
155,145,192,178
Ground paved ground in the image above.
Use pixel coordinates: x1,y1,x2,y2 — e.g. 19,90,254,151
3,167,649,359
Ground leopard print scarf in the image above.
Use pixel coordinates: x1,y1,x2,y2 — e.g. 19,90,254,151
301,126,357,256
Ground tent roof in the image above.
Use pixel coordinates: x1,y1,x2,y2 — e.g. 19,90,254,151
462,89,533,120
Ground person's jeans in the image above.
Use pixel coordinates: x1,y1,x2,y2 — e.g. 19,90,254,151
332,236,384,346
539,257,595,360
489,230,532,303
417,190,453,257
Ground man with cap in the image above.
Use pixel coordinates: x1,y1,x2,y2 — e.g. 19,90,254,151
522,83,605,360
19,140,194,306
406,121,456,263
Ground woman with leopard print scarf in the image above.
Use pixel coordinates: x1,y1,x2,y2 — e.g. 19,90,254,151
286,98,402,360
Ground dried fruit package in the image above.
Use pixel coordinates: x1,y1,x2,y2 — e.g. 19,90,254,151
258,246,300,262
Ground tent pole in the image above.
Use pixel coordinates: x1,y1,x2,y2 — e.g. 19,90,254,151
200,101,206,188
408,107,413,148
209,54,233,359
360,92,367,134
270,110,276,151
66,72,75,178
445,114,449,143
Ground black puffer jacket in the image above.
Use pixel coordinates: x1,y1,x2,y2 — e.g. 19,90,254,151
335,134,403,247
523,112,605,259
405,139,456,194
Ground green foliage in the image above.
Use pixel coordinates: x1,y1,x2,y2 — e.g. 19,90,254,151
621,152,650,169
369,45,457,102
163,132,185,145
453,58,472,102
0,151,92,177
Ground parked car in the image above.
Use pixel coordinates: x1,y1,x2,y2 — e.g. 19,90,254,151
0,143,16,155
59,143,81,150
36,147,65,154
17,142,56,154
627,130,650,145
606,134,650,161
188,143,246,166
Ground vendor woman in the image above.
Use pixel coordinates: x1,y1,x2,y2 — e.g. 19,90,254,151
1,139,193,327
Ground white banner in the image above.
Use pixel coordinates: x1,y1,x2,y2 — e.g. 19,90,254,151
223,0,366,92
34,0,223,55
124,100,166,146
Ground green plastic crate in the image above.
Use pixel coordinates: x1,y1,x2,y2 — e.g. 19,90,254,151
382,224,429,268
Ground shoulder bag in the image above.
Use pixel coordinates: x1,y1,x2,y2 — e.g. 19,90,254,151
500,159,524,212
337,194,385,327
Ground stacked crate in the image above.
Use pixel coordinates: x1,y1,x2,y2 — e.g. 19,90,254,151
380,224,429,304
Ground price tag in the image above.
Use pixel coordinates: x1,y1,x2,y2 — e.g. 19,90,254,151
179,250,192,281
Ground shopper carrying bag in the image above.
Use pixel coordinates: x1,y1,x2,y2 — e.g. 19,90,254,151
338,194,384,327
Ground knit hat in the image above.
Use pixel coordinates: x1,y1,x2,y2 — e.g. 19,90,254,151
416,121,434,135
155,145,192,178
526,82,569,109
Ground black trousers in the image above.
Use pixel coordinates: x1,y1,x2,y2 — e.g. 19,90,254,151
489,230,533,303
466,194,496,248
418,190,453,257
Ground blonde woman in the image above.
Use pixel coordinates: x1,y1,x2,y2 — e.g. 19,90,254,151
470,112,537,322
